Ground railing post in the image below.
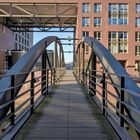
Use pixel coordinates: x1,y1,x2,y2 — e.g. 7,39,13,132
78,47,81,82
11,75,15,125
91,52,96,95
31,71,34,114
120,76,125,127
85,70,87,86
102,72,106,115
51,69,53,86
47,69,49,94
82,42,85,85
89,69,91,95
53,68,56,85
42,51,47,95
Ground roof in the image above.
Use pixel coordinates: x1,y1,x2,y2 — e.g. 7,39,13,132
0,3,77,31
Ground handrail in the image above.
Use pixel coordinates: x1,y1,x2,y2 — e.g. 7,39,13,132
0,67,65,140
0,36,65,120
74,37,140,139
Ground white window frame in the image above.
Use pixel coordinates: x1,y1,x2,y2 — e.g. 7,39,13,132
94,17,101,27
94,3,101,13
82,31,89,37
109,31,128,53
94,31,101,41
136,18,140,27
82,17,90,27
82,3,90,13
136,3,140,13
136,46,140,56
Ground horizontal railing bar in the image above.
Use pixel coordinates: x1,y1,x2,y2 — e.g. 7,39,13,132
34,82,42,88
106,99,118,113
122,101,140,116
0,68,56,78
122,115,140,133
34,89,42,96
16,89,32,99
0,113,12,126
0,100,13,110
106,90,118,100
15,98,31,113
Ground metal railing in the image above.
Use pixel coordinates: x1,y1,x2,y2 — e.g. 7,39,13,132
74,68,140,140
74,36,140,140
0,67,65,140
0,36,66,139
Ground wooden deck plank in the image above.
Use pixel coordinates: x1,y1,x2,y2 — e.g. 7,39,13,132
14,70,120,140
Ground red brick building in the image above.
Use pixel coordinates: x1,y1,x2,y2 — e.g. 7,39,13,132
0,0,140,76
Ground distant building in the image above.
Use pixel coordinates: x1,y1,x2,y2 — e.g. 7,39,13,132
0,0,140,76
0,20,33,74
14,32,33,51
75,1,140,77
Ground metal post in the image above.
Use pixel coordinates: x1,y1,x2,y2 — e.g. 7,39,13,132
51,69,53,86
102,73,106,115
89,69,91,95
85,70,87,86
120,76,125,127
78,46,81,81
53,68,56,85
31,71,34,114
82,42,85,85
91,52,96,95
54,41,57,68
41,51,47,95
73,28,76,68
47,69,49,94
11,75,15,125
59,46,61,68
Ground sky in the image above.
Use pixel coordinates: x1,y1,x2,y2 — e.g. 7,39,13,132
33,31,74,63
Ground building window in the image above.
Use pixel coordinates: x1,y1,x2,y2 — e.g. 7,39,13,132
22,38,24,44
27,41,29,46
136,46,140,56
15,43,18,50
27,33,29,39
136,3,140,13
94,32,101,41
15,34,18,41
82,31,89,37
19,36,21,43
94,3,101,13
82,17,90,27
82,3,90,13
19,44,21,50
94,17,101,27
136,32,140,41
109,3,128,25
25,40,27,45
135,61,140,71
108,32,128,53
136,18,140,27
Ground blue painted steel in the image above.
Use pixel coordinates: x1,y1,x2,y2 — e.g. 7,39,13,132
0,36,64,120
84,36,140,125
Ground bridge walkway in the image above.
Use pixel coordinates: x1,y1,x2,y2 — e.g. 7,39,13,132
14,70,120,140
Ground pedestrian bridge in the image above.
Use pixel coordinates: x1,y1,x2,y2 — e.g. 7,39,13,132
0,36,140,140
